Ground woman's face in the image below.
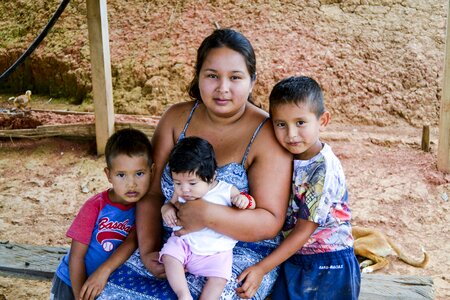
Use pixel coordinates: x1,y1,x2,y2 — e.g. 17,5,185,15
198,47,255,118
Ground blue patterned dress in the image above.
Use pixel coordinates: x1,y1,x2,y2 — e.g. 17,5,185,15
97,101,281,299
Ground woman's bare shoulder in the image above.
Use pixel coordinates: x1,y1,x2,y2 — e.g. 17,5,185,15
162,101,196,118
152,101,196,144
244,104,291,164
254,120,286,151
157,101,196,126
245,104,276,143
246,103,269,119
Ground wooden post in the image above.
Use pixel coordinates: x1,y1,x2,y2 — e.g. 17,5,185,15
86,0,114,155
438,1,450,172
422,125,430,152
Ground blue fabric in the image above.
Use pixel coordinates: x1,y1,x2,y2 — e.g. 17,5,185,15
161,101,267,199
97,101,279,299
271,248,361,300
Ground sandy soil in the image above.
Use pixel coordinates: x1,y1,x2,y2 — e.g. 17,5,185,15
0,1,446,127
0,110,449,299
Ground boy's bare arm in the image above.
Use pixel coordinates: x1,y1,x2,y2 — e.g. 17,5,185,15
79,229,138,300
69,240,89,300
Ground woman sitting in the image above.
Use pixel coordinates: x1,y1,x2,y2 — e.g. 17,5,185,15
98,28,292,300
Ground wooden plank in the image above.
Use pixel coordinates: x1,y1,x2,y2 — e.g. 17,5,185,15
0,123,96,139
0,242,68,279
360,273,434,300
0,123,155,139
438,0,450,172
86,0,115,155
0,243,434,300
421,125,430,152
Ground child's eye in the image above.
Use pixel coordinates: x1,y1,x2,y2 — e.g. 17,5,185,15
296,121,305,126
136,171,145,177
190,182,197,186
207,73,218,79
117,173,125,178
276,122,286,128
231,75,241,80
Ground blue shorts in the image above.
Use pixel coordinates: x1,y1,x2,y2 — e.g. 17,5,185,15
271,248,360,300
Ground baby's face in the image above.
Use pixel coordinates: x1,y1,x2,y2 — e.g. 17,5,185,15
172,171,210,201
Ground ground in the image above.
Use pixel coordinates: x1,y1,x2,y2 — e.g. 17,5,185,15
0,107,449,299
0,1,447,127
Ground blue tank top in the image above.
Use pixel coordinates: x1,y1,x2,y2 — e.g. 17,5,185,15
161,101,268,201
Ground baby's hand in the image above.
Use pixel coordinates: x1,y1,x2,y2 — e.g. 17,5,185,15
231,193,254,209
161,203,178,227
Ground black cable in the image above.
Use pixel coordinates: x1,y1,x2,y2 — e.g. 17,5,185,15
0,0,71,82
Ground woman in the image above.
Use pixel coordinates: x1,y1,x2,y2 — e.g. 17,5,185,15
98,28,291,300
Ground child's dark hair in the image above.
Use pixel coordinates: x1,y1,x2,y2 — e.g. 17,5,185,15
188,28,256,103
269,76,325,118
104,128,152,168
168,136,217,184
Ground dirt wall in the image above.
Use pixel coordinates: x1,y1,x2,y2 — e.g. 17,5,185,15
0,0,447,126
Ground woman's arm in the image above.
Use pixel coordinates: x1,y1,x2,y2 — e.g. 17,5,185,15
176,119,292,241
136,103,188,276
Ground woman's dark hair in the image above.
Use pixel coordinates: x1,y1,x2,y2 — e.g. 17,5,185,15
105,128,153,168
168,136,217,183
188,28,257,103
269,76,325,118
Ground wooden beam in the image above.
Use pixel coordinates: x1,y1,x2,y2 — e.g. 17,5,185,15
359,273,434,300
0,243,434,299
0,123,156,139
86,0,114,155
0,242,68,279
421,125,430,152
438,1,450,172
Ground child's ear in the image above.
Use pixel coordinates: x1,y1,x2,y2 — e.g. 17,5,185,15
319,111,331,130
104,167,113,183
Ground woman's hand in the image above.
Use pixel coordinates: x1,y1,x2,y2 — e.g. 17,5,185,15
141,251,166,278
235,264,265,299
173,199,210,236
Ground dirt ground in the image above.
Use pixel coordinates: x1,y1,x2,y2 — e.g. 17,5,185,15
0,1,446,127
0,109,448,299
